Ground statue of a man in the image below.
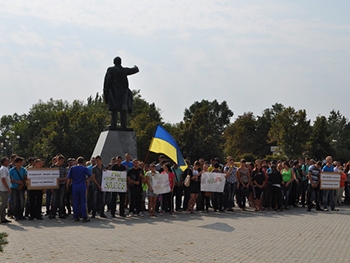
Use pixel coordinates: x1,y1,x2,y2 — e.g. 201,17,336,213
103,57,139,129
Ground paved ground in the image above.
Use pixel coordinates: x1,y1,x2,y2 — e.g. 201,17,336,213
1,206,350,263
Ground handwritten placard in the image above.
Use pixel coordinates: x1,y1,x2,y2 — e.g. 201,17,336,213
201,172,226,192
152,173,171,195
101,171,127,192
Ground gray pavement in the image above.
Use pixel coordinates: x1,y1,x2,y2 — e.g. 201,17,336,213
1,206,350,262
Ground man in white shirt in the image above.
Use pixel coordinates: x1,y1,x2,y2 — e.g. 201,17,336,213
0,157,12,223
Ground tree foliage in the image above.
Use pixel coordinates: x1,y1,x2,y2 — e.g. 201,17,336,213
2,93,350,164
268,107,311,159
130,91,162,161
308,116,332,160
176,99,233,162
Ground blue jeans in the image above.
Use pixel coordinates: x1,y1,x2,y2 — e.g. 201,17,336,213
0,191,9,221
323,190,335,210
282,183,292,209
51,184,66,216
11,188,25,219
238,186,249,208
92,187,105,216
307,184,321,210
224,182,236,209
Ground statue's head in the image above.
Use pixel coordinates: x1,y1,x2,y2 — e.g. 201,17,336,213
113,56,122,65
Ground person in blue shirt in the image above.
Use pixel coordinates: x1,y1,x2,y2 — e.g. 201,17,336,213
67,157,93,222
9,157,27,221
322,156,337,211
121,153,133,171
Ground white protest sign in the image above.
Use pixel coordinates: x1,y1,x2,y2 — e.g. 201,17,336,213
320,172,341,190
152,173,171,195
320,172,341,181
27,168,60,179
201,172,226,192
30,178,58,187
27,168,60,189
320,181,340,190
101,171,127,192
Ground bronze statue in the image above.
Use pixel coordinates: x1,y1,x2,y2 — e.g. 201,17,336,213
103,57,139,129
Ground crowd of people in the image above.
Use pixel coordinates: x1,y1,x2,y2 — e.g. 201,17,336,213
0,153,349,224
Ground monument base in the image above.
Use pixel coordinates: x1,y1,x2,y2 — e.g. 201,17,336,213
91,130,137,165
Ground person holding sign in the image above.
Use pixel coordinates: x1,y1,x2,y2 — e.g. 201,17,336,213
110,156,127,218
212,163,224,212
322,156,337,211
28,159,44,220
50,155,67,220
146,163,159,217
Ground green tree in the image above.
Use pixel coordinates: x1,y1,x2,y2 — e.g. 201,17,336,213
224,112,257,158
308,116,332,160
178,99,233,162
327,110,350,162
268,107,311,159
254,103,285,157
224,103,286,159
129,90,162,161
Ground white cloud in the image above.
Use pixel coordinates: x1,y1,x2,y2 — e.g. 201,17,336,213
0,0,350,124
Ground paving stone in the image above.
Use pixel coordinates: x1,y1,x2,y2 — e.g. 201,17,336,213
0,206,349,262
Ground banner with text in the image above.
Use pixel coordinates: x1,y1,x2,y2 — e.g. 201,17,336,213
201,172,226,192
101,171,127,192
320,172,341,190
27,168,60,189
152,173,171,195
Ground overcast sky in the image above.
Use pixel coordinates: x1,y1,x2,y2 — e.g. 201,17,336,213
1,1,349,124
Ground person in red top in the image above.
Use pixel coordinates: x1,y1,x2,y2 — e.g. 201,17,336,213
161,163,175,214
335,166,346,205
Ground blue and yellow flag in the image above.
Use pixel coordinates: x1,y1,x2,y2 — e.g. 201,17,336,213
149,125,187,170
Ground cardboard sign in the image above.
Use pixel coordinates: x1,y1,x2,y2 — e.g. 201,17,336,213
28,178,59,190
27,168,60,189
101,171,127,192
320,172,341,190
201,172,226,192
152,173,171,195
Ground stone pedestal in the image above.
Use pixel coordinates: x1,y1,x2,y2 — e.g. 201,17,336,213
91,129,137,165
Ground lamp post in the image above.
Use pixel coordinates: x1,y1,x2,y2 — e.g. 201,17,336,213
4,132,20,156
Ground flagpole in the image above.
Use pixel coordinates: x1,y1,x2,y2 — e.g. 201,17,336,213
144,124,159,164
144,148,150,164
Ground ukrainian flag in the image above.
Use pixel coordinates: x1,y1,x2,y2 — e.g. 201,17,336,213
149,125,187,170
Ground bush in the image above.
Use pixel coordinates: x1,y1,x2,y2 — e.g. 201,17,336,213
0,232,9,252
